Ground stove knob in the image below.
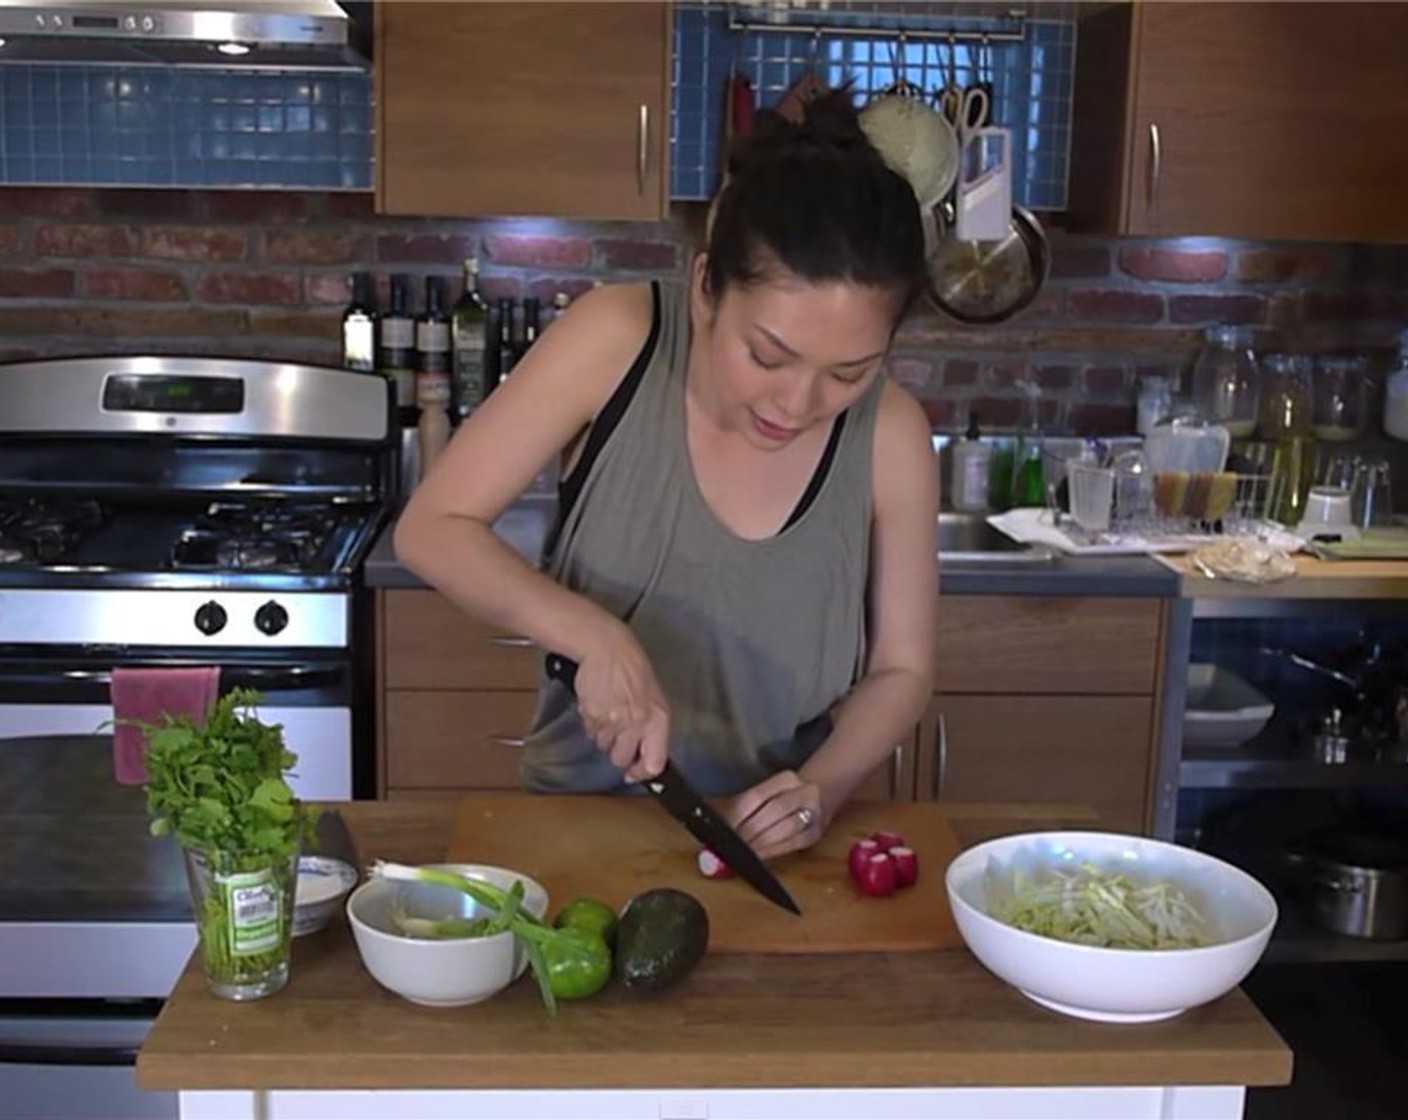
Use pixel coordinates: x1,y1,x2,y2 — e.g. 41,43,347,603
255,601,289,637
194,600,227,636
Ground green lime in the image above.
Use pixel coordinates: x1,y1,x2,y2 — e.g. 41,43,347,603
553,896,619,949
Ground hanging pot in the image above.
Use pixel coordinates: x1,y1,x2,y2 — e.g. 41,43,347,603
926,201,1050,325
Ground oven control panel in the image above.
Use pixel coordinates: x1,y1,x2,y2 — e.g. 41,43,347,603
0,589,348,648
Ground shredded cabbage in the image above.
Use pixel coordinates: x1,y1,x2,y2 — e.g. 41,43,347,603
991,861,1211,950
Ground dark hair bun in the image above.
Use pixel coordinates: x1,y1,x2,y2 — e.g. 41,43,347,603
728,84,881,178
707,80,928,321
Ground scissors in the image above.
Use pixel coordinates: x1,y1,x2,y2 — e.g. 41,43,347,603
936,36,990,141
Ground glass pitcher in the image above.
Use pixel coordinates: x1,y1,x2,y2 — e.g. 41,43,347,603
1191,325,1259,438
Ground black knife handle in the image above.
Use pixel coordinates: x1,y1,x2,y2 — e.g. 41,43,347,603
545,652,579,695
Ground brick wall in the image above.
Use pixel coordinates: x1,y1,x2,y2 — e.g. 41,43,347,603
2,186,1406,437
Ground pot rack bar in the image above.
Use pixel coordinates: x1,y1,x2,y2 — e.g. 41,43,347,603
726,2,1029,45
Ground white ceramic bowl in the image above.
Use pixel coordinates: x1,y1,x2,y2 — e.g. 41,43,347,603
346,863,548,1008
292,856,358,937
945,831,1278,1023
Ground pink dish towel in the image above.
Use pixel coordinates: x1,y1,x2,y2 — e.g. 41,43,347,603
111,666,222,786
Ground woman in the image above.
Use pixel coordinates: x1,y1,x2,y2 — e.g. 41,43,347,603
394,90,938,863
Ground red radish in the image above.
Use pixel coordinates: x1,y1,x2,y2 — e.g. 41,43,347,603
890,846,918,889
856,852,898,897
871,830,905,852
847,838,880,882
697,848,733,879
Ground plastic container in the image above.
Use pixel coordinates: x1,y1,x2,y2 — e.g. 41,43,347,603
1384,329,1408,441
950,413,993,512
1137,375,1174,437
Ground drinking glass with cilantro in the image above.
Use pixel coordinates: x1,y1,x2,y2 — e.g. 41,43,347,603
134,688,313,1000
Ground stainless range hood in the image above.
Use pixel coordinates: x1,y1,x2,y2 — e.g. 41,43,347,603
0,1,370,70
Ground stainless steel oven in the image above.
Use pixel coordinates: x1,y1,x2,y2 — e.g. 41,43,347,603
0,355,394,1120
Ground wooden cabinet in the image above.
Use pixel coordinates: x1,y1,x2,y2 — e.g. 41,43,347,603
378,589,1167,828
934,596,1161,696
375,2,670,220
377,588,913,799
914,695,1155,835
918,596,1167,834
1068,2,1408,240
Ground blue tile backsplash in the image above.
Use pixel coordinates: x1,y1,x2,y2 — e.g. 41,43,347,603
0,65,372,189
671,2,1076,210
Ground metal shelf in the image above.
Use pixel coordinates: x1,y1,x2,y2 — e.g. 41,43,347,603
1262,905,1408,966
1180,723,1408,790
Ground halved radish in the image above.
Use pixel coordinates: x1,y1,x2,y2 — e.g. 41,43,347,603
847,838,880,882
870,830,905,852
856,852,898,897
890,846,918,889
697,848,733,879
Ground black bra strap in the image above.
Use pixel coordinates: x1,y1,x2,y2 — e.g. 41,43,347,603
543,282,662,562
780,411,847,532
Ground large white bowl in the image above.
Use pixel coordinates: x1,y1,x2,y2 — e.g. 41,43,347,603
346,863,548,1008
945,831,1278,1023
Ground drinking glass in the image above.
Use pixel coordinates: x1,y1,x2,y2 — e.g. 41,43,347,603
1067,460,1115,532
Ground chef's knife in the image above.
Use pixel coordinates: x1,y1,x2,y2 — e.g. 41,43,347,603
544,653,801,917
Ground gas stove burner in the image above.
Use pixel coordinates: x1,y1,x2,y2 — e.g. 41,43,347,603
0,497,106,565
198,500,335,539
171,529,313,572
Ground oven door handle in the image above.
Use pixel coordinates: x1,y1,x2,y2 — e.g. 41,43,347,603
0,664,342,691
0,1041,138,1067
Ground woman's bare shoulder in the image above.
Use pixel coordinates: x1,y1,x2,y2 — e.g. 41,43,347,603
872,379,938,506
547,281,657,396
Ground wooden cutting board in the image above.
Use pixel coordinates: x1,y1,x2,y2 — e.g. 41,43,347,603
445,793,964,954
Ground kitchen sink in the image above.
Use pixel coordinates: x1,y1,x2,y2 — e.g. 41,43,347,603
937,512,1055,564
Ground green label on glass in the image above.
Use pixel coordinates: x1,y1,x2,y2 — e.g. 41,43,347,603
220,868,282,956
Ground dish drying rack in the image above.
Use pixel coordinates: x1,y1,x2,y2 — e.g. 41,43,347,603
989,472,1289,557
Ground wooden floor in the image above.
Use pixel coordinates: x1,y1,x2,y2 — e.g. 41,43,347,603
1244,962,1408,1120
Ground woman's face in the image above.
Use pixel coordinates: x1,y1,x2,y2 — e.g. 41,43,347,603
691,256,898,450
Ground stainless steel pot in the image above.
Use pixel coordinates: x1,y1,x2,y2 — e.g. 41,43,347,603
1288,828,1408,940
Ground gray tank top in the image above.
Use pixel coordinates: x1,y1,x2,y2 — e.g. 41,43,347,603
521,282,883,796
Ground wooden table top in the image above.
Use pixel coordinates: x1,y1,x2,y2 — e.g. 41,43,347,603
136,799,1293,1093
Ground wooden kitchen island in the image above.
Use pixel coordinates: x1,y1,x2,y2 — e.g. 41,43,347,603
136,800,1292,1120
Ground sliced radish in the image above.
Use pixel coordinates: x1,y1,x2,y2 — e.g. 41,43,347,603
890,846,918,889
847,838,880,882
870,830,905,853
856,851,898,897
697,848,733,879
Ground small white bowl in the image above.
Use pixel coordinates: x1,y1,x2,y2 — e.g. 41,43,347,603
346,864,548,1008
293,856,358,937
945,831,1277,1023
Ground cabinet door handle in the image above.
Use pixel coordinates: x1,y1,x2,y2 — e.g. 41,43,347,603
490,736,526,748
933,714,949,799
1147,122,1162,211
637,104,649,194
484,636,533,648
889,742,904,798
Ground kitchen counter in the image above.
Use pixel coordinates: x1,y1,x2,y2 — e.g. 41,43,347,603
1159,552,1408,602
136,799,1291,1120
362,499,1181,598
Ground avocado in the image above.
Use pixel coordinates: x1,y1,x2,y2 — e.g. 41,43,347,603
613,887,710,993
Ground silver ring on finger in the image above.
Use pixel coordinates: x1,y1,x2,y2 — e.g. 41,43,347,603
796,806,815,831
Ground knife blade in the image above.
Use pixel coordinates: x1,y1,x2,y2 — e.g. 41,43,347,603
544,652,801,916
